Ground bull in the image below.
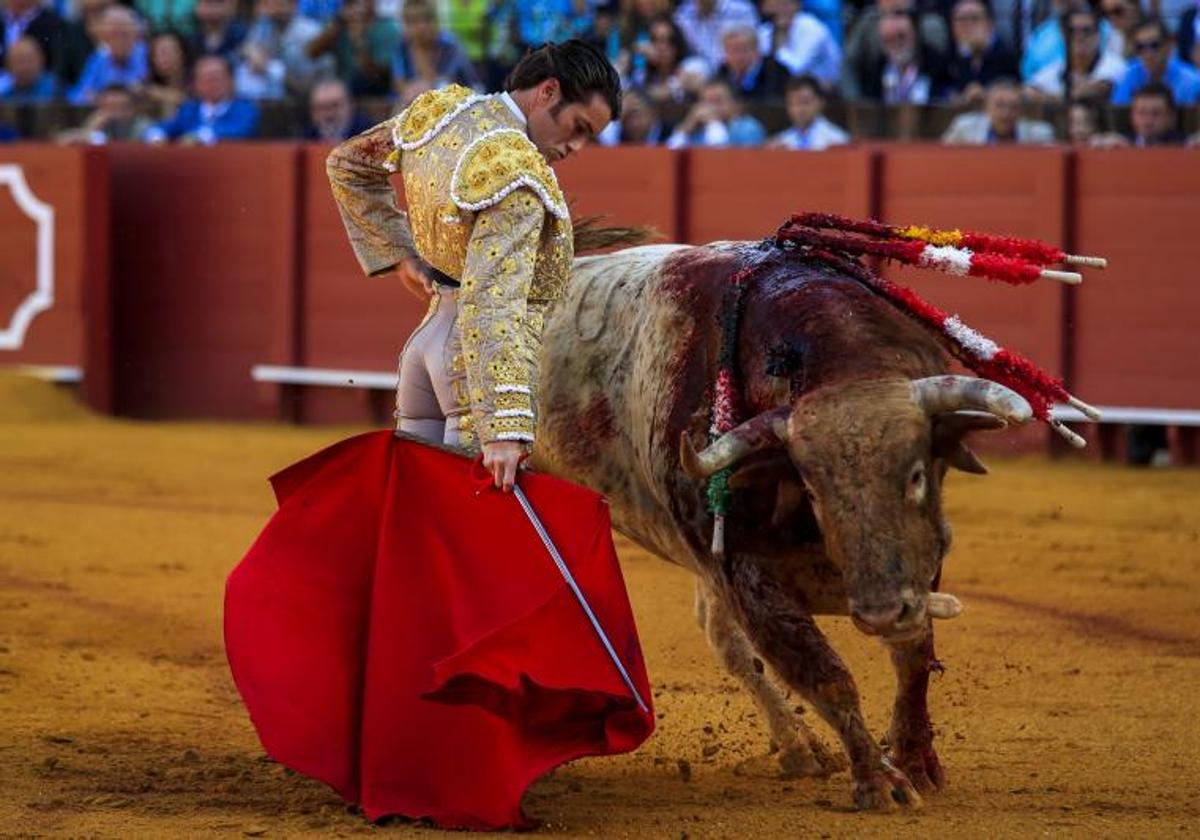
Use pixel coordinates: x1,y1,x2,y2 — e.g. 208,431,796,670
530,240,1034,810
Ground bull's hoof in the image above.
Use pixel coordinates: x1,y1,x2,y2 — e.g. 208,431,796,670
887,744,945,793
851,759,923,812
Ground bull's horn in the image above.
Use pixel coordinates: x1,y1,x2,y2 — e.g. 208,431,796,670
680,407,790,479
927,593,963,620
910,376,1032,424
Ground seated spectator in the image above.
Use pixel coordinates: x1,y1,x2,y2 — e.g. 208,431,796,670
146,54,259,143
135,0,195,35
0,0,63,72
666,77,765,147
234,39,285,99
297,0,340,24
0,35,58,101
942,79,1056,143
715,23,791,102
856,10,938,104
190,0,247,60
1099,0,1140,60
244,0,327,96
939,0,1018,107
597,87,668,145
144,29,191,118
1028,6,1126,101
619,0,672,54
1066,96,1102,144
513,0,595,50
842,0,949,99
674,0,760,70
1180,2,1199,67
438,0,490,71
678,53,715,100
1112,17,1200,106
61,0,112,87
306,0,395,96
1022,0,1121,81
628,14,692,106
392,0,478,106
304,77,370,141
1094,82,1185,145
766,73,849,150
57,83,153,142
756,0,840,87
788,0,841,45
69,6,149,105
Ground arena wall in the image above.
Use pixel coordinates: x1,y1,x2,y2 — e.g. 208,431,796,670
0,143,1194,458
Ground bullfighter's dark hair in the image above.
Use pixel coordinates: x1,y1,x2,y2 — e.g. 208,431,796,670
504,40,623,122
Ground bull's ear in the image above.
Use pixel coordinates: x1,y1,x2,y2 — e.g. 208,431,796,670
770,478,809,528
933,411,1004,475
945,442,989,475
728,452,795,489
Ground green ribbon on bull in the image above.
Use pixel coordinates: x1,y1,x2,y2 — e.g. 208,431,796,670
707,466,733,516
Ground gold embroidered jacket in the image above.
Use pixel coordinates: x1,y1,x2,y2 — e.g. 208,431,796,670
326,84,574,447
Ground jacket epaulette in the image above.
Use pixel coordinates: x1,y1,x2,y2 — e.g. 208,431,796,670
450,128,570,222
393,84,483,151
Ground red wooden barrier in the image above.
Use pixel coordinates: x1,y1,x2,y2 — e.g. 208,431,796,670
685,147,874,244
108,144,300,419
556,145,682,241
296,145,426,424
879,146,1070,451
0,145,110,410
1073,149,1200,410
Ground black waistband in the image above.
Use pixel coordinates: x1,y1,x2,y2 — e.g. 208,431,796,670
427,266,460,288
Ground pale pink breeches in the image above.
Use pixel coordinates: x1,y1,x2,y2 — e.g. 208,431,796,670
395,288,468,446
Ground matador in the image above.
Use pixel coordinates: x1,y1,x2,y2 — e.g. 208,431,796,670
326,41,621,490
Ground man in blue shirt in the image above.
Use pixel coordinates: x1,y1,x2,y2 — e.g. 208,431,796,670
146,54,260,143
0,35,57,101
68,6,148,104
1112,16,1200,106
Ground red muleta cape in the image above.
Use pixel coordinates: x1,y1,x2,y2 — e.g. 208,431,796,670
224,431,655,830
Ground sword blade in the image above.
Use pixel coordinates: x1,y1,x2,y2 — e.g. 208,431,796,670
511,485,649,714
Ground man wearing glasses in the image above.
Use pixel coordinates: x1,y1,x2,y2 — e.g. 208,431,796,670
1112,16,1200,106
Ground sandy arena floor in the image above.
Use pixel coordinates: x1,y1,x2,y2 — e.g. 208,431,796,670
1,375,1198,839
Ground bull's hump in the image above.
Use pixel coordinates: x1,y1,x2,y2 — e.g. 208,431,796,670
573,243,692,270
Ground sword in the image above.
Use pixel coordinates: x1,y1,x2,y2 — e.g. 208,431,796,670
510,483,650,714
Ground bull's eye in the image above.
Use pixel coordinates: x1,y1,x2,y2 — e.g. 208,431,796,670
907,462,927,504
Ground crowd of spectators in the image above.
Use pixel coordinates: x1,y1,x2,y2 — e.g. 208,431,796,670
2,0,1199,147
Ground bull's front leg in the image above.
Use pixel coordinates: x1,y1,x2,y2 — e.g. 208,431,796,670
726,559,921,811
884,629,945,792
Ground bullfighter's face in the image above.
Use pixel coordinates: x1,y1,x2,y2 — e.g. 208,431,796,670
524,79,612,165
783,380,954,642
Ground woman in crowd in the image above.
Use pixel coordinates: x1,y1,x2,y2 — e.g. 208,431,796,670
144,29,193,118
628,13,694,106
391,0,478,106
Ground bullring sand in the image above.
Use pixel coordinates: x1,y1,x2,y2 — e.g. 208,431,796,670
1,375,1198,838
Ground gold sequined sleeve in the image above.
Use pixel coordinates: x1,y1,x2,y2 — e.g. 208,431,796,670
457,188,545,446
325,119,415,276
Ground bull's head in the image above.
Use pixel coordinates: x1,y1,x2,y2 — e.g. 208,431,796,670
680,376,1031,641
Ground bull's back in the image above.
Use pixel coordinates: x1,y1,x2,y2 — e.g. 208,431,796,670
534,244,715,565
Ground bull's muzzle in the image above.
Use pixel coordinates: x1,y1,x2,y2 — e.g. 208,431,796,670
849,593,963,638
